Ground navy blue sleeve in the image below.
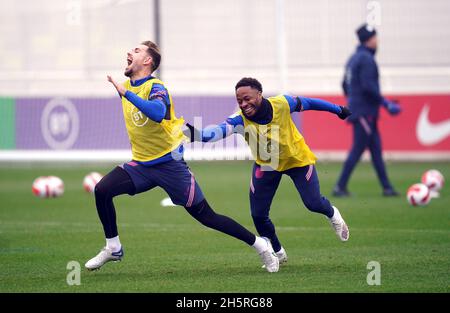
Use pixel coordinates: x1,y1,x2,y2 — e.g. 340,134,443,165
297,96,341,114
124,91,166,123
342,60,351,97
342,76,349,97
149,83,171,120
359,55,383,104
283,95,298,113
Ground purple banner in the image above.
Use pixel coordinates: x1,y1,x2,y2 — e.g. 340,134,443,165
175,95,237,126
15,96,237,150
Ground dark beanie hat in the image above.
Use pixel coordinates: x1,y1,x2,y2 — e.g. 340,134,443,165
356,24,377,43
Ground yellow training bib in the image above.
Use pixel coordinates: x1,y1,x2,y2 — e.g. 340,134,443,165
240,95,317,171
121,78,186,162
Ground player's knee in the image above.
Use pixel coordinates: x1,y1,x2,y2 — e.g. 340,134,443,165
94,179,109,199
250,203,270,220
185,199,215,225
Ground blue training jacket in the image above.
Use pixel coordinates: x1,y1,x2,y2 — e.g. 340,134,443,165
342,45,384,120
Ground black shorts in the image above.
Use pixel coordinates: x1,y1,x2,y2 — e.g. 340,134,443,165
122,159,205,208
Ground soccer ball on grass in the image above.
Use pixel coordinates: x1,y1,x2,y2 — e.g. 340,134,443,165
83,172,103,194
406,183,431,206
32,176,64,198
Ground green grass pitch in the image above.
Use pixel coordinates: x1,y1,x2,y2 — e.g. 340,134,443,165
0,161,448,292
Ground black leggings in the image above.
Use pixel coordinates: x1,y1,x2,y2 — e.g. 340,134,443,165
94,166,135,238
95,166,256,246
185,199,256,245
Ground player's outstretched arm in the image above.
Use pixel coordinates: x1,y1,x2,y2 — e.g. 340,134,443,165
184,123,200,142
184,122,233,143
107,75,167,123
286,95,351,120
107,75,127,96
336,105,352,120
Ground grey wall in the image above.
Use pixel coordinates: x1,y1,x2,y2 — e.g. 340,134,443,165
1,0,449,96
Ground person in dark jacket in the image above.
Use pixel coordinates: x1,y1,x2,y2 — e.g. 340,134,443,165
333,24,401,197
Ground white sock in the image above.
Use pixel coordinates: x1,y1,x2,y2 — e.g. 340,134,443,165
276,246,284,254
252,236,269,253
106,236,121,252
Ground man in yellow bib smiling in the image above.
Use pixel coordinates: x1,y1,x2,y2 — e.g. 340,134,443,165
85,43,279,273
186,77,352,266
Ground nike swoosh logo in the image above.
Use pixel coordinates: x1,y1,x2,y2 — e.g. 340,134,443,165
416,104,450,146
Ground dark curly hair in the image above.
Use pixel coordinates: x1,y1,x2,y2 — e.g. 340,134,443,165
235,77,263,92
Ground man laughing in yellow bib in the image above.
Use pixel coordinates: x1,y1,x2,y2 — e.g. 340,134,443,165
186,77,352,265
85,43,279,273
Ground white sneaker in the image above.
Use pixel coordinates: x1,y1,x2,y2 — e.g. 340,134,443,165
262,246,287,269
85,247,124,271
258,237,279,273
329,206,349,241
276,247,288,264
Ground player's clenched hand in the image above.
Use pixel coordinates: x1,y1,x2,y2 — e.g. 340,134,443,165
184,123,201,142
337,106,352,120
107,75,127,97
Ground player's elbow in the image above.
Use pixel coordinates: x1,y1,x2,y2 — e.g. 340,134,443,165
152,114,164,123
152,104,167,123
